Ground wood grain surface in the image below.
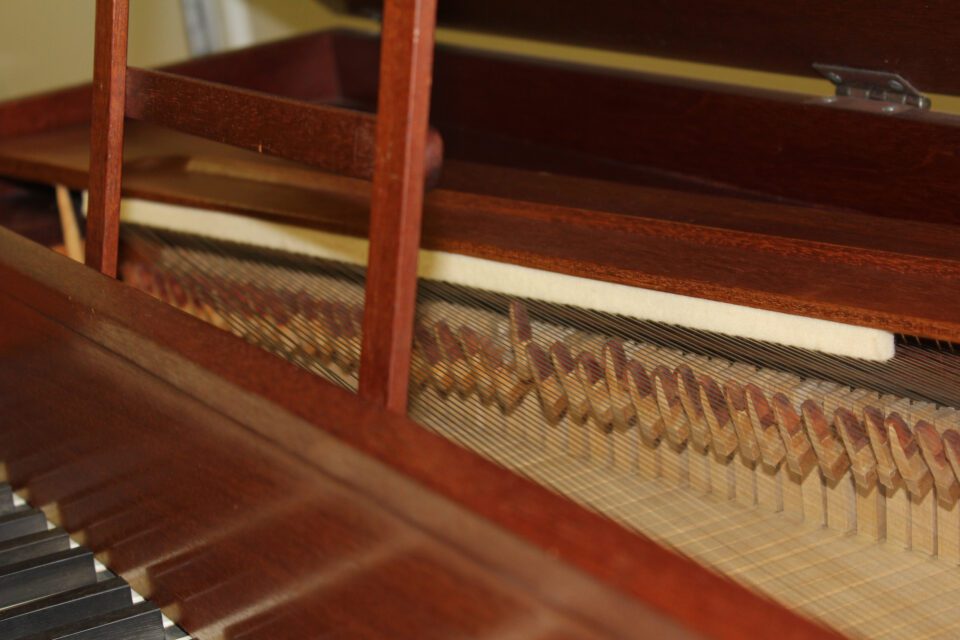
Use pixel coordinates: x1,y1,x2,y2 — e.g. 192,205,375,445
1,121,959,342
411,38,960,226
125,67,443,183
2,31,959,337
0,227,842,639
9,30,960,223
335,0,960,96
359,0,439,412
84,0,129,277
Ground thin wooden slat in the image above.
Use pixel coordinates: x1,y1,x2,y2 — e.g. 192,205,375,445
84,0,129,277
124,68,442,182
358,0,440,412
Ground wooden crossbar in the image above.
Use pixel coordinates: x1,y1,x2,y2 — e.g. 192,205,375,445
86,0,441,414
125,68,442,182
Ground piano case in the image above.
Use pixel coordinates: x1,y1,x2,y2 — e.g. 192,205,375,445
2,2,960,638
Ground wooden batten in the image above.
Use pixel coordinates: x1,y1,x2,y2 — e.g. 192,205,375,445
124,67,441,182
358,0,440,412
84,0,129,277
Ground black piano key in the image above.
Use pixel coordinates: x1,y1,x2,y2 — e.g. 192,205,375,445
0,509,47,544
0,548,96,608
0,529,71,567
0,484,14,513
0,577,131,639
18,601,165,640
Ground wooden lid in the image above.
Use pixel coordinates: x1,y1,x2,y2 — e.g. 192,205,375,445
327,0,960,96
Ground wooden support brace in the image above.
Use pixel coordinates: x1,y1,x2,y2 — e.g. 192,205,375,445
124,68,443,181
359,0,439,412
85,0,129,278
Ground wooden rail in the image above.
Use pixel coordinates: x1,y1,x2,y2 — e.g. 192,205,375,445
124,68,442,182
85,6,442,409
359,0,440,412
85,0,128,277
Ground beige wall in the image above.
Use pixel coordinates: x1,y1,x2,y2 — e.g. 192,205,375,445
241,0,336,42
0,0,189,100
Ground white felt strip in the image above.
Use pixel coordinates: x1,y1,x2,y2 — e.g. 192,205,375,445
112,197,896,361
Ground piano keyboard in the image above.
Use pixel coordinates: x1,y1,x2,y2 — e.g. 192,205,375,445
0,485,189,639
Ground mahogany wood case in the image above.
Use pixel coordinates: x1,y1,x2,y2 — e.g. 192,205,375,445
2,1,959,638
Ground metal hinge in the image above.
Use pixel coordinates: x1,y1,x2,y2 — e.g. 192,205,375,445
813,63,931,112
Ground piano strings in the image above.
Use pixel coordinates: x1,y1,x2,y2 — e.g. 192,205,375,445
114,223,960,638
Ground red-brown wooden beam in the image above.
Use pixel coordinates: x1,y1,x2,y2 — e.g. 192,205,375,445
125,68,442,182
85,0,129,277
359,0,439,412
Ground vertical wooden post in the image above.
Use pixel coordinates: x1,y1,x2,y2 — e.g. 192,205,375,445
358,0,438,413
85,0,129,277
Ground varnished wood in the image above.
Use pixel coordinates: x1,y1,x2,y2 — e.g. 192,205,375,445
336,0,960,96
2,121,960,342
330,31,960,224
421,44,960,226
0,226,841,640
0,33,336,143
0,295,675,640
0,181,61,247
359,1,439,412
124,67,442,182
6,30,960,223
0,86,93,140
0,29,343,143
85,0,129,277
0,11,947,638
